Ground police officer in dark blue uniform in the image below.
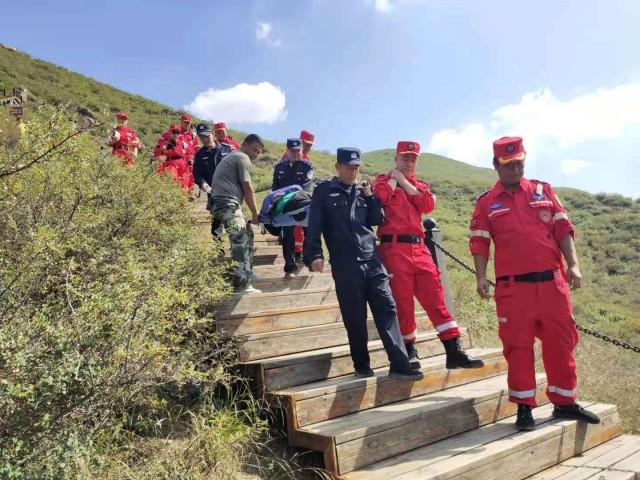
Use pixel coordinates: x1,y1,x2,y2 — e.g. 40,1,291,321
272,138,314,277
193,123,233,241
304,147,423,380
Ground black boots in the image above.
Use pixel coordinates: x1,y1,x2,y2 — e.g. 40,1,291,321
442,338,485,369
515,404,536,431
553,403,601,424
405,342,421,370
354,367,375,378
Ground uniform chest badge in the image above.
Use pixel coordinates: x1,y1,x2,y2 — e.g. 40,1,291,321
539,209,551,222
329,192,340,197
489,203,503,209
533,193,546,200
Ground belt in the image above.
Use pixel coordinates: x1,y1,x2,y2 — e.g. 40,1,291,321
497,270,556,283
379,234,422,244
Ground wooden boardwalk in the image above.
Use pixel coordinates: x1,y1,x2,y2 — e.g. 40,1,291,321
191,205,640,479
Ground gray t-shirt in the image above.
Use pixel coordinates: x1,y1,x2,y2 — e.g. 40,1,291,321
211,150,252,203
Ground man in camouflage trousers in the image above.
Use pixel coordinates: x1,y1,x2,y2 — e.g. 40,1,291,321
211,134,265,294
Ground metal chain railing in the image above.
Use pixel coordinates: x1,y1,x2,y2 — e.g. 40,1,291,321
431,238,640,354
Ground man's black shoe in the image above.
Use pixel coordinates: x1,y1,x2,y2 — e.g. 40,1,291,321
354,368,375,378
388,368,424,382
515,404,536,431
405,342,421,370
442,338,485,369
552,403,601,424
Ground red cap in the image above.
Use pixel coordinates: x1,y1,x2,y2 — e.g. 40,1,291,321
300,130,315,144
214,122,227,131
181,114,191,122
116,112,128,120
493,136,526,164
169,124,181,132
396,141,420,156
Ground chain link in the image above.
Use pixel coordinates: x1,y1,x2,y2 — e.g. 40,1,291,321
431,239,640,354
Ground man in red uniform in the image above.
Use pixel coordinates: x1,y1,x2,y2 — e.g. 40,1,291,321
178,114,198,190
469,136,600,430
107,112,140,165
374,141,484,370
214,122,241,150
153,124,190,189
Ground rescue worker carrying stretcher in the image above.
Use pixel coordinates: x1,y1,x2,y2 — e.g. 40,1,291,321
374,141,484,370
469,136,600,431
272,138,314,277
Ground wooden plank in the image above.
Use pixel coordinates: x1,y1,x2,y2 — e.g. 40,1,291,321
237,314,436,362
252,272,334,292
213,287,337,316
259,331,470,392
217,303,342,336
286,349,506,427
524,465,576,479
580,435,640,469
391,403,619,480
342,403,560,480
610,448,640,474
332,376,549,474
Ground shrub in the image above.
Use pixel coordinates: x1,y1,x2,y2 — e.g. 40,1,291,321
0,107,269,479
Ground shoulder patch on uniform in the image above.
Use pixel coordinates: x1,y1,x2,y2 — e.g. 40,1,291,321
474,190,490,203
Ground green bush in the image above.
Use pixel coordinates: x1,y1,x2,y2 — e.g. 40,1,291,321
0,108,271,479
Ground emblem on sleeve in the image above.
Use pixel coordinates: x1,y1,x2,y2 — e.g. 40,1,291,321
539,209,551,222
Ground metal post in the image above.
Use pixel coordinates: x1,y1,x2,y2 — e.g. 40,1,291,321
423,218,456,317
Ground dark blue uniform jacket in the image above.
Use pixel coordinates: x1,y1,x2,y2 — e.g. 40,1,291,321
272,156,314,193
304,177,384,266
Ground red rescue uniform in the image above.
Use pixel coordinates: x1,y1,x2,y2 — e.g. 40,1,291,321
108,126,140,165
470,177,578,407
374,174,461,343
180,127,199,189
154,138,191,190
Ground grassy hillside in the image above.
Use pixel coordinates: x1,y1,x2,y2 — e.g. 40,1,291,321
3,44,640,436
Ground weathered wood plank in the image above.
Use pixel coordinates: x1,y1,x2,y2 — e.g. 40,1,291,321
392,404,620,480
258,331,470,392
281,349,506,427
252,272,334,292
332,375,549,473
213,287,337,316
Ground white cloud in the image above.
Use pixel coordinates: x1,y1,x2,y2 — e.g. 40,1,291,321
373,0,393,12
561,159,593,175
256,21,281,46
184,82,287,125
429,83,640,195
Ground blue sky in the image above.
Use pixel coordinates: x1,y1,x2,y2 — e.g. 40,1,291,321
2,0,640,195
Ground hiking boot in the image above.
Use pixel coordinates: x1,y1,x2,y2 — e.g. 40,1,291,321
515,404,536,431
237,285,262,295
388,368,424,382
354,368,375,378
405,342,421,370
552,403,601,424
442,338,485,369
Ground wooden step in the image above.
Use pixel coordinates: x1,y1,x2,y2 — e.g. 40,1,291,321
234,313,434,362
222,252,282,265
270,348,506,428
216,297,430,336
252,263,331,278
213,286,337,317
528,434,640,480
252,272,334,292
242,330,468,393
292,373,548,475
343,402,620,480
217,302,341,336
